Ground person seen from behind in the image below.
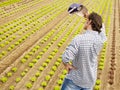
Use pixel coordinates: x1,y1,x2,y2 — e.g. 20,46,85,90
61,10,107,90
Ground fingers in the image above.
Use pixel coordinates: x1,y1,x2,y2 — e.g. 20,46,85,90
65,65,77,73
63,63,77,73
70,65,77,70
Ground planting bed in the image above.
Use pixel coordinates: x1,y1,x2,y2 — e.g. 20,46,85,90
0,0,120,90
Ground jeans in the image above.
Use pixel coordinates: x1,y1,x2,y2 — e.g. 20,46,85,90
61,78,93,90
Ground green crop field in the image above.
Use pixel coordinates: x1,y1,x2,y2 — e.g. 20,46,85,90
0,0,120,90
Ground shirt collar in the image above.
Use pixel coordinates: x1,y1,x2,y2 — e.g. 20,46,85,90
84,30,99,35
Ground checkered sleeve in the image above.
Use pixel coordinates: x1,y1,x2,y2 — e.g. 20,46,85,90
93,42,103,55
62,36,79,63
99,23,107,43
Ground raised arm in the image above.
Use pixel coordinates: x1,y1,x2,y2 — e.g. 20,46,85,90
99,23,107,43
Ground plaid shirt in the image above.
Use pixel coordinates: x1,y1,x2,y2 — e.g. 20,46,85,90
62,24,107,88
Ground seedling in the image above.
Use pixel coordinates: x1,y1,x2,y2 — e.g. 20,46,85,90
10,45,15,49
55,62,60,67
57,79,63,85
39,52,44,56
45,59,51,63
22,37,26,40
62,70,67,75
102,49,106,52
53,49,58,53
21,71,26,77
99,62,104,66
2,36,6,39
0,54,3,58
100,55,105,59
24,69,29,72
35,72,41,77
43,38,47,42
26,82,32,88
29,63,34,68
39,66,44,71
96,79,101,85
52,66,57,71
28,52,34,55
32,59,38,63
0,44,5,48
9,85,15,90
35,45,40,49
57,58,62,62
0,76,8,83
42,63,48,67
45,46,49,49
0,31,3,35
48,43,51,46
36,55,41,59
49,70,55,76
30,77,37,82
7,72,12,77
21,58,27,63
59,75,65,80
15,42,20,45
98,66,104,70
53,37,57,41
40,40,44,44
24,55,30,59
48,55,53,59
15,77,21,83
38,87,44,90
94,85,100,90
1,51,7,55
0,38,2,42
11,67,17,72
41,81,47,87
100,59,104,63
50,52,56,56
42,48,47,53
45,75,51,81
54,86,60,90
19,39,23,43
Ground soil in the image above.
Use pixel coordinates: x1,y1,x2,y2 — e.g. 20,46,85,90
0,0,120,90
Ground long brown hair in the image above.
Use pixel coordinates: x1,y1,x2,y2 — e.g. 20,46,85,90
88,12,102,33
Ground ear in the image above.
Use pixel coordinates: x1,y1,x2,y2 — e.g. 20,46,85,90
88,20,91,25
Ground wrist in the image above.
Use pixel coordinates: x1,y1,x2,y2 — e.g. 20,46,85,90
63,62,69,66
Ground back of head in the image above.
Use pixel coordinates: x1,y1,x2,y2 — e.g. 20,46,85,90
88,12,102,33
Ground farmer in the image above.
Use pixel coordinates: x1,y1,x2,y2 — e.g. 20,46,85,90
61,3,107,90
